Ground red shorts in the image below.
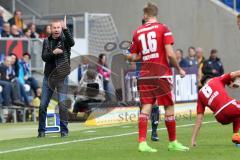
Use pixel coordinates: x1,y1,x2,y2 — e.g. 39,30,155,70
137,78,174,106
215,101,240,125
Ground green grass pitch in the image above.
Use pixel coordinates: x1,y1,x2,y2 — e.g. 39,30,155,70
0,115,239,160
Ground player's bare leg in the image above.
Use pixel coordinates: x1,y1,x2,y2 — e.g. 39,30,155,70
164,105,189,151
138,104,157,152
232,118,240,144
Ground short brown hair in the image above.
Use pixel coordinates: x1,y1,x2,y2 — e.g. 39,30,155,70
50,19,61,26
210,49,218,54
23,52,31,59
143,2,158,17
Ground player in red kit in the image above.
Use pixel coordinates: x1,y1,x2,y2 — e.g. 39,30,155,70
191,70,240,147
127,2,189,152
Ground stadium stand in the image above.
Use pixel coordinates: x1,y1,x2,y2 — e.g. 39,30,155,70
220,0,240,11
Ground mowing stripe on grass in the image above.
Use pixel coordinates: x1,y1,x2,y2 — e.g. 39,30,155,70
0,121,216,154
0,122,139,141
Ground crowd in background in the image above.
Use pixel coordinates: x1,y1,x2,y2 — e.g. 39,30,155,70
175,46,224,89
0,53,41,106
0,8,42,107
0,9,47,122
0,9,51,39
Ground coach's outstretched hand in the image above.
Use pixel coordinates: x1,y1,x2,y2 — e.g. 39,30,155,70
61,14,67,30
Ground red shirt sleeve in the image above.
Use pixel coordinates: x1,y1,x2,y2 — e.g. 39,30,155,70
163,25,174,45
129,31,139,54
197,95,205,114
219,73,232,85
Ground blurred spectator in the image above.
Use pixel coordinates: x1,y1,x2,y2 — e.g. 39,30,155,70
23,28,31,38
73,68,105,118
202,49,224,78
0,56,25,106
185,46,198,67
8,10,24,31
78,56,89,82
0,80,12,106
9,53,32,106
97,53,114,101
27,23,39,38
9,53,19,77
1,22,11,37
39,25,51,38
175,49,188,68
0,51,12,106
19,52,41,97
196,47,205,89
237,14,240,30
11,25,22,37
0,8,5,30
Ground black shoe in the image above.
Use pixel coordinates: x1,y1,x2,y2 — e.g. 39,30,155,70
37,132,45,138
151,132,159,141
61,132,68,138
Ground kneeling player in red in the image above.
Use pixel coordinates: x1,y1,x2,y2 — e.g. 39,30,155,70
127,2,189,152
191,70,240,147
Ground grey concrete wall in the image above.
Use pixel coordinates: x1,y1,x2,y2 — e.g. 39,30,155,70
16,0,240,97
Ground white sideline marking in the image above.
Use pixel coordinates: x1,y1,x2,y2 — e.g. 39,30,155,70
122,126,132,128
84,131,96,133
0,121,216,154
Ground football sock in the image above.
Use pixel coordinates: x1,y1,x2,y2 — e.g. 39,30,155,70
139,113,149,143
165,115,176,142
233,118,240,133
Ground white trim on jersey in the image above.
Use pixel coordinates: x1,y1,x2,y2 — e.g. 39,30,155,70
214,99,236,116
164,32,172,36
138,75,173,80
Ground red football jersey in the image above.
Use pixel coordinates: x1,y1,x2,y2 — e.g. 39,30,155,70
130,22,174,78
197,74,235,114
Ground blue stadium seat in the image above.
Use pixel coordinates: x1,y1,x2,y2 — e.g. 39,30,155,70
220,0,240,12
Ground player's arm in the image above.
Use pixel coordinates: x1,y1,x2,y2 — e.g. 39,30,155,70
126,31,142,62
191,113,204,147
165,44,186,77
192,97,205,147
230,70,240,79
220,70,240,87
126,53,141,62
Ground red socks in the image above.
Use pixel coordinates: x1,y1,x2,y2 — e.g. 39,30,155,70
138,113,149,143
165,115,176,142
139,114,177,142
233,118,240,133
